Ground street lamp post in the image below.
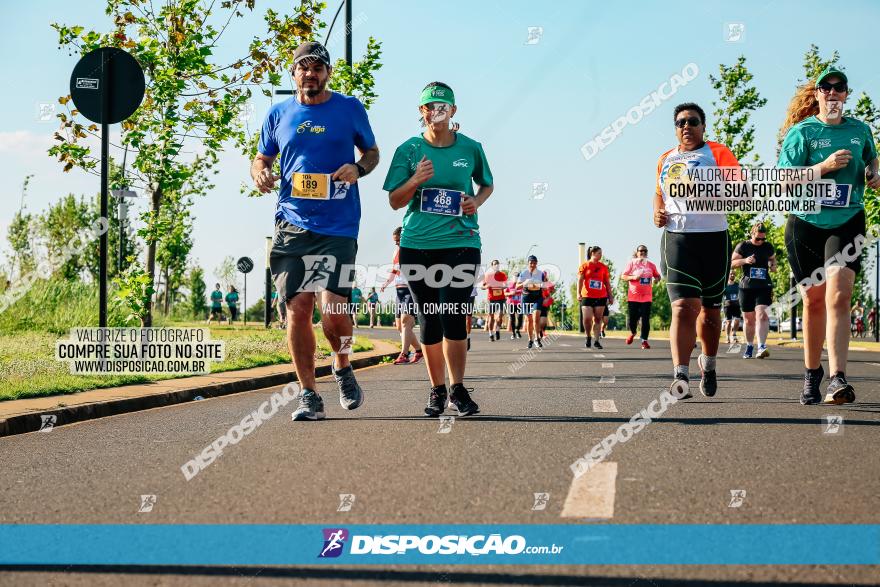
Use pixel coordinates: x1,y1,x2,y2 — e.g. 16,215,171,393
578,243,586,333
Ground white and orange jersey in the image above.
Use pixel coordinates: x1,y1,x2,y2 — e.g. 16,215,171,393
655,140,741,233
390,246,407,287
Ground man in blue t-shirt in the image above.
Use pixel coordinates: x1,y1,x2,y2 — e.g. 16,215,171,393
250,41,379,422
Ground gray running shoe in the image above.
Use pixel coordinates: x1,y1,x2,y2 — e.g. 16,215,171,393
824,372,855,405
334,365,364,410
292,389,325,421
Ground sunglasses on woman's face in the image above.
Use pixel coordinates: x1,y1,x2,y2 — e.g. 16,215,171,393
638,249,648,253
675,116,701,128
818,81,848,93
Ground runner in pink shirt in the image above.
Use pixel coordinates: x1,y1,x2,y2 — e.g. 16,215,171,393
620,244,661,349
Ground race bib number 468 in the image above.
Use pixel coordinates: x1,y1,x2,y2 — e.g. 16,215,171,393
420,188,463,216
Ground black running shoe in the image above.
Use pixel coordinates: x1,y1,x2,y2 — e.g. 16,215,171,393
824,371,855,405
698,354,717,397
585,337,591,348
536,338,543,348
527,340,534,349
448,383,479,416
424,384,448,417
800,365,824,405
516,330,522,339
593,340,603,350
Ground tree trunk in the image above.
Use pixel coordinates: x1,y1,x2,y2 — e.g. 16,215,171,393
163,266,170,316
143,183,162,327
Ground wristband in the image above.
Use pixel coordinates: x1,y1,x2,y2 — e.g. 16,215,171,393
355,162,367,177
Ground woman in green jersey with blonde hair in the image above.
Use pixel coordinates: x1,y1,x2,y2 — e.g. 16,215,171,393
779,66,880,405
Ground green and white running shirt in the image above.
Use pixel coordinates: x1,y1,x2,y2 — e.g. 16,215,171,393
383,133,493,250
778,116,877,229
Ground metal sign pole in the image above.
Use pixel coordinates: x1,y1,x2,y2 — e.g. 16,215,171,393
99,52,110,327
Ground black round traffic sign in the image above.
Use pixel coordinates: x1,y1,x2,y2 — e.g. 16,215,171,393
69,47,145,125
237,257,254,274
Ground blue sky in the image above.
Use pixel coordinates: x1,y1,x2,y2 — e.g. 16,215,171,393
2,0,879,309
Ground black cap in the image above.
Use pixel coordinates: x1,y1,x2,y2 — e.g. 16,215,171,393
528,255,538,263
293,41,331,67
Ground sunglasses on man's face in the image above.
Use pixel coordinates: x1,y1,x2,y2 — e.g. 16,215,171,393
818,81,848,93
675,116,702,129
754,237,766,242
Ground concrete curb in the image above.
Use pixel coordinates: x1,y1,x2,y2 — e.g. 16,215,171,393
0,350,399,438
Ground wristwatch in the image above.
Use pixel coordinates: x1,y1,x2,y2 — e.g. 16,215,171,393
355,162,367,177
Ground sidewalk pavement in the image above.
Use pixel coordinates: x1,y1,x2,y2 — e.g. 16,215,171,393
0,339,399,438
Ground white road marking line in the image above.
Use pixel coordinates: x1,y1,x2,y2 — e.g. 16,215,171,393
559,343,571,347
866,362,880,367
601,362,613,369
561,462,617,519
593,354,605,358
599,375,616,384
592,399,618,412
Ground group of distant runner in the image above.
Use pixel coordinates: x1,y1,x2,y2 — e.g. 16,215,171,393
250,39,878,421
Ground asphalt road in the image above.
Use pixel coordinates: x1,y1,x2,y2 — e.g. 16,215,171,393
1,328,878,586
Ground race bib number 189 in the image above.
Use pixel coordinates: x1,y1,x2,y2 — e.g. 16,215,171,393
291,172,331,200
420,188,463,216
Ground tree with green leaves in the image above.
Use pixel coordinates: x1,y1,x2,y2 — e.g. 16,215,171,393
188,264,208,319
708,56,768,246
6,212,36,280
50,0,383,327
214,255,238,290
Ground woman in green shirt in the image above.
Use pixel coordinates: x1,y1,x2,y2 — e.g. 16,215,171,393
779,66,880,405
225,286,239,323
384,81,494,417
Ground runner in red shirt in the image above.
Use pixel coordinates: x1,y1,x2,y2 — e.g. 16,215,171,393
480,259,508,341
577,246,614,350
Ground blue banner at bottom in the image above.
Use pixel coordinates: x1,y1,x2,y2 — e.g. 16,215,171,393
0,525,877,565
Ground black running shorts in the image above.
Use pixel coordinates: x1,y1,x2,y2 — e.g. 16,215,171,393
785,209,866,282
739,288,772,313
660,229,731,307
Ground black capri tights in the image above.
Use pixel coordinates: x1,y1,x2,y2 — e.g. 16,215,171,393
627,300,652,341
398,246,481,345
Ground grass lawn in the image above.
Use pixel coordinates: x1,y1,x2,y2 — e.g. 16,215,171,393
0,323,374,402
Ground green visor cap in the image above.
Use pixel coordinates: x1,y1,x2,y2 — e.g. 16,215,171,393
816,66,848,87
419,85,455,106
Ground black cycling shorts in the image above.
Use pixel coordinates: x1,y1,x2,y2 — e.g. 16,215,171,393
739,288,772,312
785,209,866,282
661,229,731,307
724,304,742,320
580,297,607,308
